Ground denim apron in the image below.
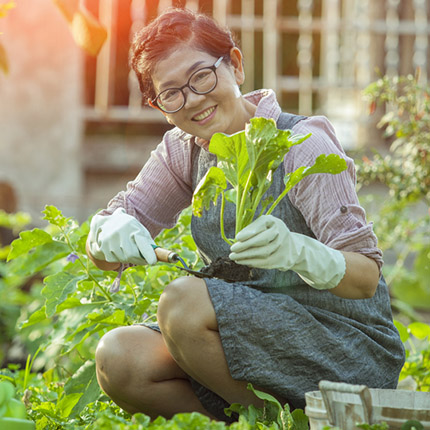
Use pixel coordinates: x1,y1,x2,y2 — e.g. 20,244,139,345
185,112,405,418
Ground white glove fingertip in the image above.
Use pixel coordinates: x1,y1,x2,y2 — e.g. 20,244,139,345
134,237,157,265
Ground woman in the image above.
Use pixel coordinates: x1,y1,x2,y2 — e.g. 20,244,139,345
87,7,405,421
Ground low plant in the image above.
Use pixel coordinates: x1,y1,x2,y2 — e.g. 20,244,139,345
394,320,430,392
358,71,430,313
3,205,199,424
192,117,347,244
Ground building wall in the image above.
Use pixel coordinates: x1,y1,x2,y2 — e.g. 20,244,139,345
0,0,84,224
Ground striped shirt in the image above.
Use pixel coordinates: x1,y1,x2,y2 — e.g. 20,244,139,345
101,89,383,270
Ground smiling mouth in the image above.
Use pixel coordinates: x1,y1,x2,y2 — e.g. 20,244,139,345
192,106,216,122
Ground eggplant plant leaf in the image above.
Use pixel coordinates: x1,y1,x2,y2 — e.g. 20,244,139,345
193,117,338,243
192,166,227,217
7,228,53,261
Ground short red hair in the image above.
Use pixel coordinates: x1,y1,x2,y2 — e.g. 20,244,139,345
130,8,239,103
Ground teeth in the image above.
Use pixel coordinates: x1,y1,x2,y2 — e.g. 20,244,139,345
193,106,215,121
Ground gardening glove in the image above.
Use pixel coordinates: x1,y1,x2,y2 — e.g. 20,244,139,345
229,215,346,290
87,208,157,266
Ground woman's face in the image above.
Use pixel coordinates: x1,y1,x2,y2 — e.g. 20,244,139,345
151,45,250,141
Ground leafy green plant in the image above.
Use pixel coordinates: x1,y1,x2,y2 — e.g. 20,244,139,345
0,379,34,429
322,423,389,430
323,421,424,430
0,210,33,366
3,205,199,423
192,117,347,244
225,384,308,430
1,204,429,428
361,71,430,203
358,72,430,313
394,320,430,391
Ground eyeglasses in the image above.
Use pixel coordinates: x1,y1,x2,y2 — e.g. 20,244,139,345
152,56,224,113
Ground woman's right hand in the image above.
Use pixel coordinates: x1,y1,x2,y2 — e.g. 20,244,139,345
87,207,157,266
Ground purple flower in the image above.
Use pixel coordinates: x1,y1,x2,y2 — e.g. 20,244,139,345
66,253,79,263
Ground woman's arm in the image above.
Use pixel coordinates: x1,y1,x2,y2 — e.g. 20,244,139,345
331,251,380,299
86,128,194,268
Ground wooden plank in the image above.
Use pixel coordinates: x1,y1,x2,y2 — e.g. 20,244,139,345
263,0,278,90
241,0,255,93
95,0,115,114
297,0,314,114
413,0,428,81
213,0,228,26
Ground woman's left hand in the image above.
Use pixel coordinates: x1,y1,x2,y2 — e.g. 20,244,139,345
229,215,346,290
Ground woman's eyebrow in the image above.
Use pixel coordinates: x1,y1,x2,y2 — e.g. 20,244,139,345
159,60,208,90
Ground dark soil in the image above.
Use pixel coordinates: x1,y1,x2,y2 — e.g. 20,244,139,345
200,257,254,282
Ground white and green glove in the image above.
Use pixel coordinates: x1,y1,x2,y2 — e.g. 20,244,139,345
87,207,157,266
229,215,346,290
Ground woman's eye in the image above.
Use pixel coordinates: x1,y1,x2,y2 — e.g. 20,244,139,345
192,69,211,83
162,89,180,101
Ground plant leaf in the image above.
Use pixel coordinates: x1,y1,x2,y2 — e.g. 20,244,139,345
192,166,227,217
284,153,347,194
0,42,9,75
291,408,310,430
42,272,86,317
246,117,310,187
394,320,409,343
7,228,53,261
43,205,70,228
209,131,249,188
8,240,70,276
56,392,82,419
64,360,101,417
0,1,15,19
408,322,430,340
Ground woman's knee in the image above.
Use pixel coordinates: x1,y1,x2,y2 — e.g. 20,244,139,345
96,327,131,388
95,325,155,393
158,277,217,337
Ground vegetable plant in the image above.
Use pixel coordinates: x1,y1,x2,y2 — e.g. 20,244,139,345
394,320,430,392
357,71,430,313
192,117,348,244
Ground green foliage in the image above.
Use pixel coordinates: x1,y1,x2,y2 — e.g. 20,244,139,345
323,421,424,430
361,72,430,202
394,320,430,391
226,384,308,430
322,423,389,430
0,204,429,429
192,117,346,244
1,205,201,425
0,210,33,365
357,72,430,312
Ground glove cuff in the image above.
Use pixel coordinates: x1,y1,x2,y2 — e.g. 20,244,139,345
291,233,346,290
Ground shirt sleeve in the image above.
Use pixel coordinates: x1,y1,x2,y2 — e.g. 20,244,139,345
285,116,384,270
99,127,194,238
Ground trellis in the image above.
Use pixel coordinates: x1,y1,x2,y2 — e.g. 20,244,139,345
86,0,430,148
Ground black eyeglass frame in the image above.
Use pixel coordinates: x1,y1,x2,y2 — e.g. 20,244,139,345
152,56,224,114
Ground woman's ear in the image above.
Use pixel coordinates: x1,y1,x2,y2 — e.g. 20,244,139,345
229,47,245,85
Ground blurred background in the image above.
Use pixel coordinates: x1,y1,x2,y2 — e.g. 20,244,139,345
0,0,429,224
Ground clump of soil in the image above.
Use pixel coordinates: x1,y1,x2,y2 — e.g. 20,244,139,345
200,257,254,282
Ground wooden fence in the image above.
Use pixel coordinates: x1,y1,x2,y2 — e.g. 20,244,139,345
84,0,430,148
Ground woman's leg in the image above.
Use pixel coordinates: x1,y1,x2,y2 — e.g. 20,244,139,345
157,276,276,407
95,325,214,419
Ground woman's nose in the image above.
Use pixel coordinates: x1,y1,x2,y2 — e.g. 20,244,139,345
183,88,206,109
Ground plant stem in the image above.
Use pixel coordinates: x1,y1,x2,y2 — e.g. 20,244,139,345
23,346,42,391
236,170,254,234
58,225,113,301
266,184,293,216
220,193,233,245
